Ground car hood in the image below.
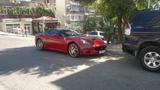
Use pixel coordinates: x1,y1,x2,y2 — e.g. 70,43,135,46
67,35,105,46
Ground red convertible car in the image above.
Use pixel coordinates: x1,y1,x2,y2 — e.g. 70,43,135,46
35,28,107,57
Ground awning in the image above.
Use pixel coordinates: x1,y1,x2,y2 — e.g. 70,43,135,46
33,16,59,23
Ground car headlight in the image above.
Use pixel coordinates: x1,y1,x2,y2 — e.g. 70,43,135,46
80,39,90,45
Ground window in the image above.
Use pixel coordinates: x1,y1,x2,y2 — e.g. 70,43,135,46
89,32,98,35
147,16,160,28
46,29,58,35
10,0,20,4
6,24,20,34
46,0,50,3
71,16,74,20
78,16,81,20
60,29,79,37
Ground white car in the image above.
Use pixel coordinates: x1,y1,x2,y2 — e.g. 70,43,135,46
86,31,107,44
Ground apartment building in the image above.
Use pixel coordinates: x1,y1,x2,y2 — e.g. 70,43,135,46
55,0,87,28
30,0,56,8
0,0,23,6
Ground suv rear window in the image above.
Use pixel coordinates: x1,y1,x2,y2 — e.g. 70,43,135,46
147,16,160,28
130,10,160,27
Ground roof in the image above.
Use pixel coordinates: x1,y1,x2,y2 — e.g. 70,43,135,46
33,16,57,21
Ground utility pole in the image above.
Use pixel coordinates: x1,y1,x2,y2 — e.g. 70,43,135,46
148,0,151,8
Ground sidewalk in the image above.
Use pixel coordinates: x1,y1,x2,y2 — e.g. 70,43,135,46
106,44,125,56
0,31,34,40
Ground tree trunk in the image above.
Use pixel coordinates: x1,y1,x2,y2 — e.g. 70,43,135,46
117,17,123,43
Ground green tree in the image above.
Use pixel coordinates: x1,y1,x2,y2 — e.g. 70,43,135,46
81,0,135,41
29,6,55,18
76,0,157,42
134,0,160,9
83,15,99,31
0,6,56,18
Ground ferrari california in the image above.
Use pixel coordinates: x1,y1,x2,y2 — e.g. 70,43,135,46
35,28,107,57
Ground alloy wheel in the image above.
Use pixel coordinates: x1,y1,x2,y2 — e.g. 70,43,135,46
144,52,160,69
36,39,43,50
68,43,79,57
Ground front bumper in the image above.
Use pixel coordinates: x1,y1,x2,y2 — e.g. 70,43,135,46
80,45,107,55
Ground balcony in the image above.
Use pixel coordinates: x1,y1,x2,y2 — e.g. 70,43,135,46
66,5,84,14
66,0,81,6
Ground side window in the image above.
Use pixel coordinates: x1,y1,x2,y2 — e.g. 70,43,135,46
46,29,58,35
147,16,160,28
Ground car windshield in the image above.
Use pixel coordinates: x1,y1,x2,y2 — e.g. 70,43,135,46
61,29,79,37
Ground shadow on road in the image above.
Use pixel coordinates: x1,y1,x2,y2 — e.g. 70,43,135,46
0,45,160,89
52,56,160,90
0,46,119,77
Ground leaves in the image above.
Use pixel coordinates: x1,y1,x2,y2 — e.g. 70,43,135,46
0,6,56,18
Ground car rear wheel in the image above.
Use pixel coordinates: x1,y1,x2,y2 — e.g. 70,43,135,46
68,43,80,58
139,46,160,72
36,39,44,50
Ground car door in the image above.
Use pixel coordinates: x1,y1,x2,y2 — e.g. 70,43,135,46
44,29,58,49
45,29,67,51
52,33,67,51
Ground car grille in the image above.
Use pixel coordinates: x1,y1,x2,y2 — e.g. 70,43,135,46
95,46,106,51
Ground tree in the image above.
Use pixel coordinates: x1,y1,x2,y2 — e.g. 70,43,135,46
84,0,135,41
76,0,157,42
29,6,55,18
134,0,160,9
83,15,99,31
0,6,56,18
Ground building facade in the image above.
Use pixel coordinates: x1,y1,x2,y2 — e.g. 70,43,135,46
0,0,87,34
0,0,32,34
0,0,56,35
30,0,56,8
55,0,87,28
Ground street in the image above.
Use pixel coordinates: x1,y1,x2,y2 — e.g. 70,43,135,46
0,35,160,90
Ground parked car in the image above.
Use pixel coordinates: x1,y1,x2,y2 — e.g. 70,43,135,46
86,31,107,43
122,10,160,71
35,28,107,57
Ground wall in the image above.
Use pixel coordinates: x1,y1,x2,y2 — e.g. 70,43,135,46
55,0,66,27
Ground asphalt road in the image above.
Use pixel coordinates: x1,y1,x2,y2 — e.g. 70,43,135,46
0,35,160,90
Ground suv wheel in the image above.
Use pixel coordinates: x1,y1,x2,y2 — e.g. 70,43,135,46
139,46,160,72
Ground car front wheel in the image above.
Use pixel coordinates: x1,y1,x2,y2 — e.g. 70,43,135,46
139,46,160,72
68,43,80,58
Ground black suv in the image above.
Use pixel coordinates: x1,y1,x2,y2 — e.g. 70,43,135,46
122,10,160,72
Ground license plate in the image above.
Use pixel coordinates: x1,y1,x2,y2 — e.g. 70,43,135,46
99,50,106,54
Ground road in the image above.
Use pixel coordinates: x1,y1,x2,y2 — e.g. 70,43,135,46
0,35,160,90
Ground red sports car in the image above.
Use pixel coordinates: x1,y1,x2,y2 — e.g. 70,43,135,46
35,28,107,57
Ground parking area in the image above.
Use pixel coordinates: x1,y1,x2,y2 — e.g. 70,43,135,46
0,35,160,90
